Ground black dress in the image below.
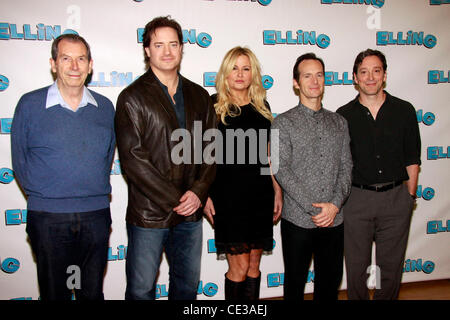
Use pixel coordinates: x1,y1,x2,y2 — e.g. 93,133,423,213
209,95,274,257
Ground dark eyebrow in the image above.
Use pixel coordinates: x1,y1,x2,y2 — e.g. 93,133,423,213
154,41,179,45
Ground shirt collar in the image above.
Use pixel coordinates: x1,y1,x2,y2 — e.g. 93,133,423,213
298,102,323,116
355,90,390,109
155,73,183,97
45,81,98,110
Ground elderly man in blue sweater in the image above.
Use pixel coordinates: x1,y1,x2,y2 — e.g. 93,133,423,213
10,34,115,300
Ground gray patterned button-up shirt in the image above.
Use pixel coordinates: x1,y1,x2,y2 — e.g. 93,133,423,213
271,103,353,229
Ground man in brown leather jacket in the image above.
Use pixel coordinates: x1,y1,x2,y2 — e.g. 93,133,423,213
115,16,216,300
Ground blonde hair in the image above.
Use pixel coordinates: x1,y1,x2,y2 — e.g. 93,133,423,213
214,46,273,125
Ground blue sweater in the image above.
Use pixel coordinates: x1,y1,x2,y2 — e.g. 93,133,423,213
11,86,116,213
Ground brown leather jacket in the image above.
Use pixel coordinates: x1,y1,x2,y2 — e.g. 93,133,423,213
115,68,216,228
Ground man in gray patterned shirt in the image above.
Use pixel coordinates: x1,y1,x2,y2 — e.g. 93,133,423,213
271,53,352,301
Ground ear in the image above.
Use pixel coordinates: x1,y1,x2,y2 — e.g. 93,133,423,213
144,47,151,59
88,59,93,74
353,72,358,85
292,78,300,90
50,58,57,73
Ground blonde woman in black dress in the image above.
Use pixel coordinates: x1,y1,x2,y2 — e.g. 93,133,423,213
204,46,282,300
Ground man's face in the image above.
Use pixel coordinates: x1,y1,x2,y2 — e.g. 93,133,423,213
144,27,183,75
354,55,386,97
50,39,92,90
293,59,325,101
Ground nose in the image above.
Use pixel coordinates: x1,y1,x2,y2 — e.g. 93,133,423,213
71,59,79,70
164,44,171,55
312,75,319,84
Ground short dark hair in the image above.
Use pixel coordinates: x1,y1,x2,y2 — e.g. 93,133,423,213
142,16,183,63
293,53,325,81
51,33,91,61
353,48,387,75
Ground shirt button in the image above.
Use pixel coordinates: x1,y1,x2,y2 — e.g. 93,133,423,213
376,155,380,159
378,170,382,174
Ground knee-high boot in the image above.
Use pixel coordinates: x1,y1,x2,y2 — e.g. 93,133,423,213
243,274,261,300
224,274,246,300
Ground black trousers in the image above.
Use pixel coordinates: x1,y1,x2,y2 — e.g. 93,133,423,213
281,219,344,301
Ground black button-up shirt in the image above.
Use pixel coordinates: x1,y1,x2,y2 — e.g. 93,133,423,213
336,91,421,185
156,75,185,129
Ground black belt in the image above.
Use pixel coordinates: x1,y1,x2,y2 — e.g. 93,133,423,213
352,180,404,192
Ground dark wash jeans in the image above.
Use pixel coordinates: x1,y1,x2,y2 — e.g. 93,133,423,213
281,219,344,301
26,208,111,300
125,220,203,300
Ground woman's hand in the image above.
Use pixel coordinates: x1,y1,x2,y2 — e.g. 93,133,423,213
203,197,216,226
273,188,283,223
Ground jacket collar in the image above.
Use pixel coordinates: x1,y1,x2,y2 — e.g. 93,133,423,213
141,68,191,131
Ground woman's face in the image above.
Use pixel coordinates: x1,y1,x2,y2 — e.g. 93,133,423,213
226,54,252,94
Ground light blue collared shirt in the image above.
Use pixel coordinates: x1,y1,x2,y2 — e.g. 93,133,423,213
45,81,98,111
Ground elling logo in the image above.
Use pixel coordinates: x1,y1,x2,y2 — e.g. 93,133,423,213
430,0,450,4
137,29,212,48
321,0,385,8
0,75,9,91
377,31,437,48
428,70,450,84
0,23,77,40
263,30,330,48
0,118,12,134
403,259,435,274
1,257,20,274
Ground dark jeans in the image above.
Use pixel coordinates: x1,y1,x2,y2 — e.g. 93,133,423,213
125,220,203,300
26,208,111,300
281,219,344,301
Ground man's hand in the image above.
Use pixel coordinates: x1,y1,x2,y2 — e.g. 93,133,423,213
311,203,339,227
273,190,283,223
174,190,202,216
203,197,215,226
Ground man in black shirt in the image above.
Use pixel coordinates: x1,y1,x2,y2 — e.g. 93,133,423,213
336,49,421,300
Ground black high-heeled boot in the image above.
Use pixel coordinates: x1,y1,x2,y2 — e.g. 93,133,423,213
243,274,261,300
224,274,246,300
